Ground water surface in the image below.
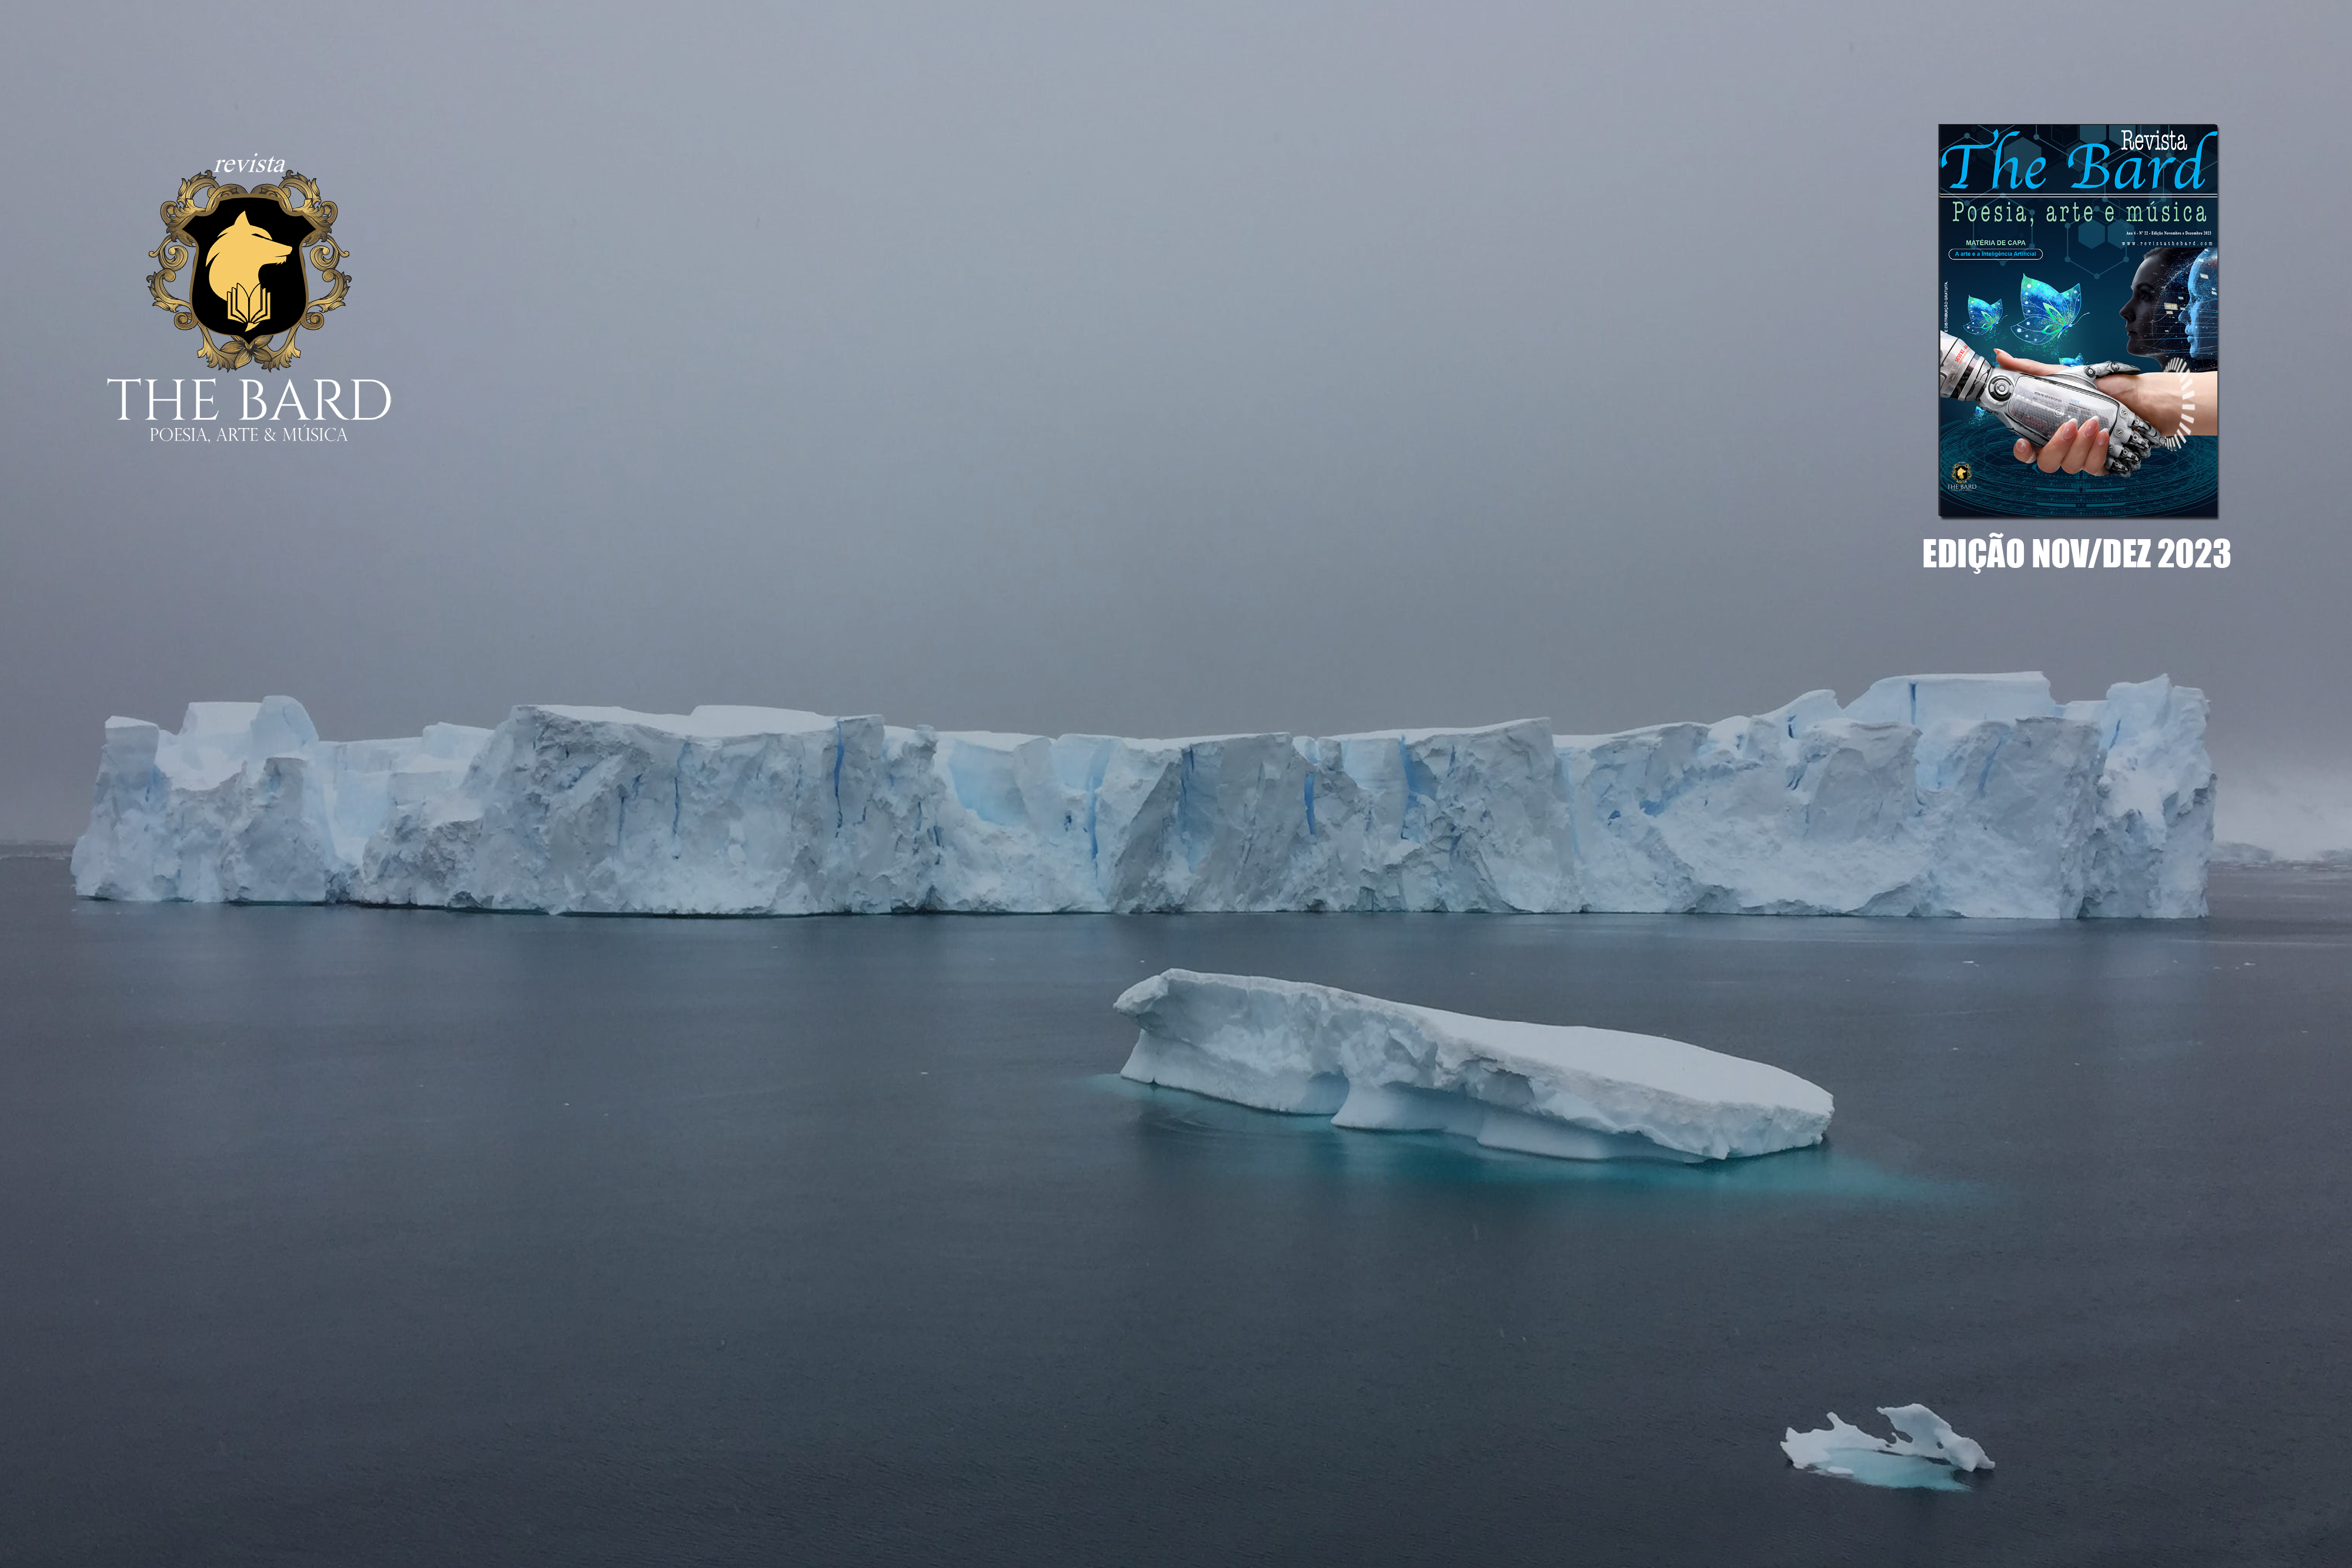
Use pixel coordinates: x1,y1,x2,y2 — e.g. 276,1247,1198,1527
2,858,2346,1565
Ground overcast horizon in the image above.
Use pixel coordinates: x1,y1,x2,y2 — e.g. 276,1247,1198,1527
4,2,2346,848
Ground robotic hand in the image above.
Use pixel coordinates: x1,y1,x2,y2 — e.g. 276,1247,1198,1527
1938,333,2159,476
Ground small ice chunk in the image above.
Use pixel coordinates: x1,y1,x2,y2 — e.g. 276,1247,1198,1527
1782,1405,1993,1489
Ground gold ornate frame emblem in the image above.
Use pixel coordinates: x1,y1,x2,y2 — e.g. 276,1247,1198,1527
146,170,352,372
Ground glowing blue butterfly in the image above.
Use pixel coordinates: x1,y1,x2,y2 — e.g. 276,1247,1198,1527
1967,296,2002,335
2013,276,2081,346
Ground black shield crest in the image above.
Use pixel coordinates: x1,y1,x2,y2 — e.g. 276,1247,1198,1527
182,196,313,341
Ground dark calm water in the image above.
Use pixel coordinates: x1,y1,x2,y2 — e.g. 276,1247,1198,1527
3,856,2348,1567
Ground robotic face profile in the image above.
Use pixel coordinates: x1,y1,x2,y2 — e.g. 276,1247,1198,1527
1939,332,2159,476
2119,246,2201,364
2185,248,2219,366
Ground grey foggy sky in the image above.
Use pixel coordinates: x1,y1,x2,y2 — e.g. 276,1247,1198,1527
2,1,2345,841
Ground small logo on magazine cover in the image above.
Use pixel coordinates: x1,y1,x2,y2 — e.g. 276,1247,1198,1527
145,170,350,371
1950,462,1972,486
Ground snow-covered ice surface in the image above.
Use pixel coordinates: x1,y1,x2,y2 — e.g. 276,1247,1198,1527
1114,969,1832,1162
72,673,2212,916
1782,1405,1995,1490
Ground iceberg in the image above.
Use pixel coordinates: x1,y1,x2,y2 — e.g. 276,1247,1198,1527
71,673,2213,917
72,698,493,905
1563,674,2210,918
1782,1405,1994,1489
1114,969,1832,1161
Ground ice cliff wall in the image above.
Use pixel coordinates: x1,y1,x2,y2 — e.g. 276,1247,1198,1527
71,674,2213,917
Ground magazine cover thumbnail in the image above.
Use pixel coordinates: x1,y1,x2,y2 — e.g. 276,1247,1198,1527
1939,123,2217,520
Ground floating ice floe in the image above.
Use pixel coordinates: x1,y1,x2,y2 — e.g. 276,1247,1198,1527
1782,1405,1995,1490
71,673,2212,918
1114,969,1832,1163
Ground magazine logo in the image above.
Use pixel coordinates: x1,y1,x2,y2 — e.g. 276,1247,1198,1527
145,169,350,371
116,166,383,442
1939,127,2216,193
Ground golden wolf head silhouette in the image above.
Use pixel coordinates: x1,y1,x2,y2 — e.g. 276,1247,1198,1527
206,212,292,333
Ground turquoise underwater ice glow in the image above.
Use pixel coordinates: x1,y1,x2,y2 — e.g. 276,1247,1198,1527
1967,296,2002,335
2013,276,2081,347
